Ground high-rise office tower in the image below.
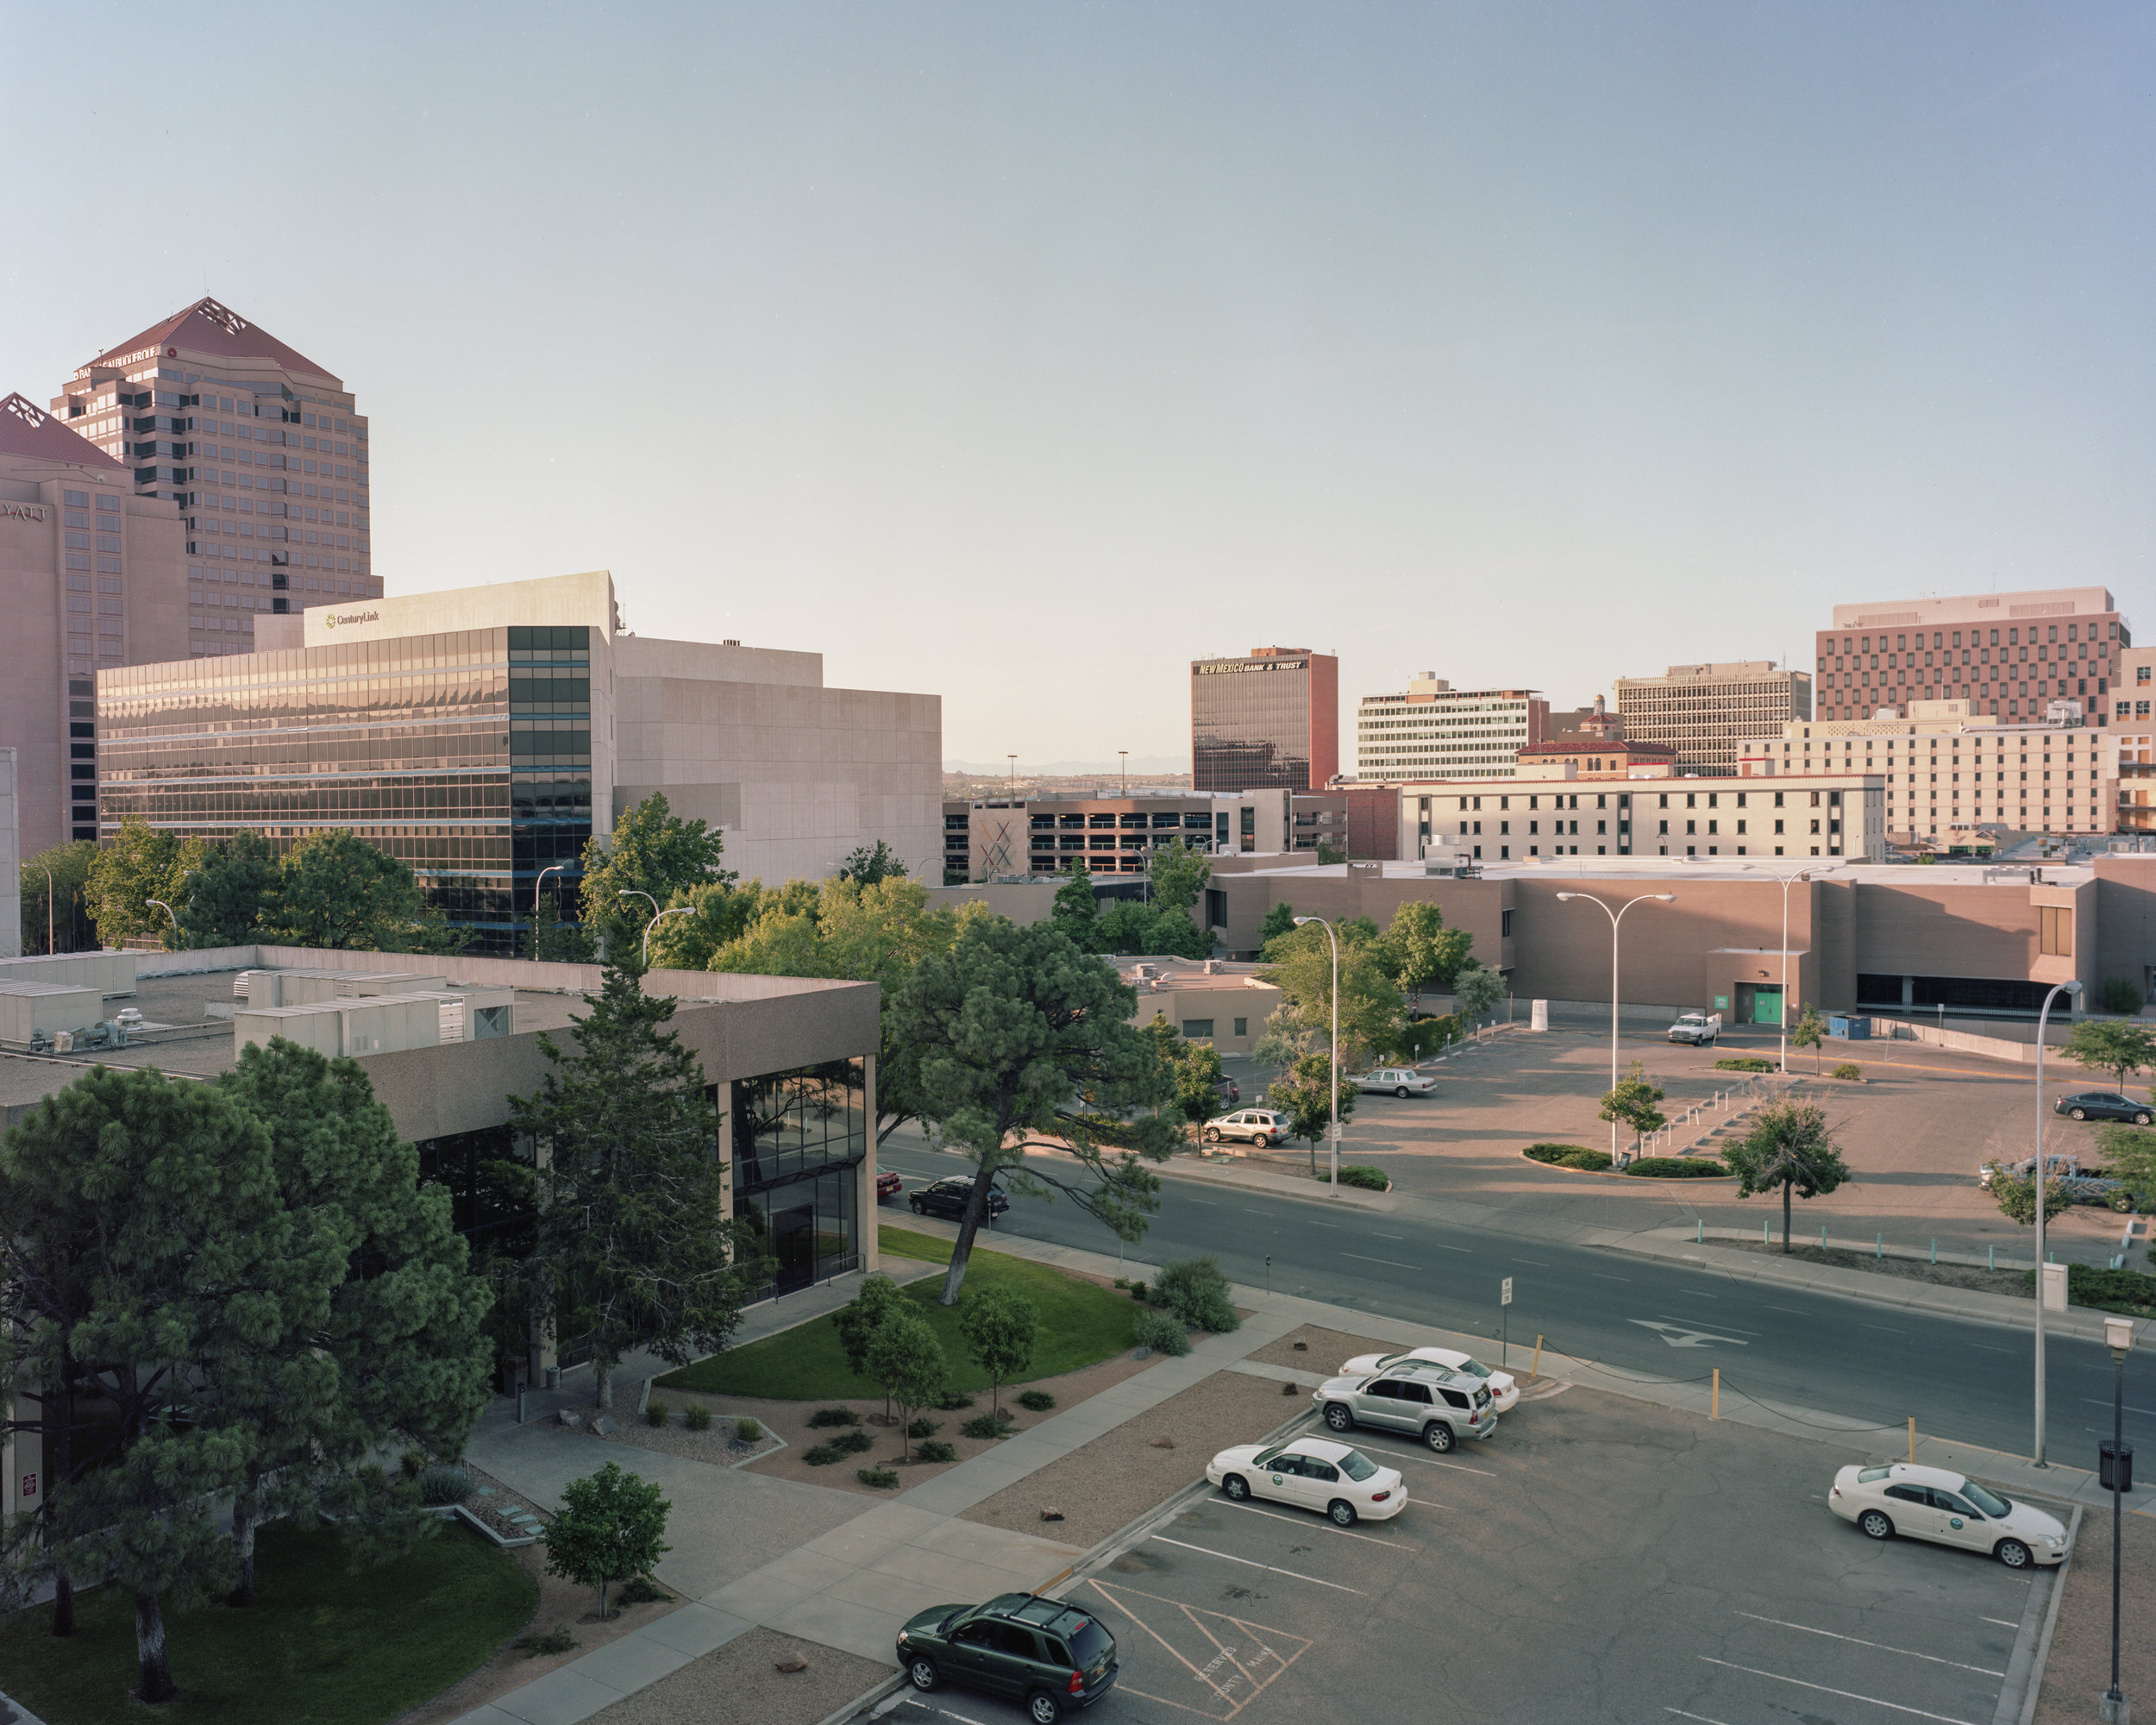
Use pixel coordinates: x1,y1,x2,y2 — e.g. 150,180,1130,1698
1355,674,1549,781
1191,647,1339,792
0,392,190,860
50,297,380,648
1613,661,1813,775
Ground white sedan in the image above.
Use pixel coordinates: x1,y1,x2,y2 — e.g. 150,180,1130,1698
1349,1067,1437,1097
1829,1462,2069,1569
1341,1346,1520,1413
1206,1436,1406,1527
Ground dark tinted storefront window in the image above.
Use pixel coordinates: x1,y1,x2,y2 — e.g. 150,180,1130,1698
413,1124,531,1251
731,1057,867,1292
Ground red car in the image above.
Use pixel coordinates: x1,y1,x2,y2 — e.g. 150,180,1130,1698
875,1168,905,1201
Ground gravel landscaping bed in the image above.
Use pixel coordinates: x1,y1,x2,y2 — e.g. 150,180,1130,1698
599,1399,787,1467
457,1465,554,1543
2035,1505,2153,1722
960,1368,1305,1550
586,1627,889,1725
1243,1322,1403,1373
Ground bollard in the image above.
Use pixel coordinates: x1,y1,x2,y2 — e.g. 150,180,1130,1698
517,1383,527,1426
1530,1334,1544,1382
1930,1239,1937,1265
1989,1245,1996,1271
1908,1415,1916,1465
1712,1367,1720,1419
1696,1218,1704,1244
1821,1224,1827,1251
1763,1218,1769,1245
1877,1233,1883,1260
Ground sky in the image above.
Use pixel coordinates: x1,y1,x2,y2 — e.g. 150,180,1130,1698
7,3,2152,771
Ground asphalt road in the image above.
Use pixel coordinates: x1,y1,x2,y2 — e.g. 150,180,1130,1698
877,1138,2155,1468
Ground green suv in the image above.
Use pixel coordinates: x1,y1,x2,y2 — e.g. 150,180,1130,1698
895,1591,1118,1722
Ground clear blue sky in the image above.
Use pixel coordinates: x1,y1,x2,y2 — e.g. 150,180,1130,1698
7,4,2150,769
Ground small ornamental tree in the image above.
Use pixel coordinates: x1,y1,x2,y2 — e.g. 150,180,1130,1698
833,1273,906,1418
1387,901,1474,1011
1451,962,1507,1024
837,839,909,885
542,1462,672,1620
1600,1060,1668,1146
958,1286,1038,1419
1988,1166,2074,1227
1147,840,1212,919
1789,1005,1827,1073
866,1304,948,1460
1145,1014,1225,1127
1267,1052,1357,1175
2064,1019,2156,1095
1725,1099,1852,1251
2097,1124,2156,1214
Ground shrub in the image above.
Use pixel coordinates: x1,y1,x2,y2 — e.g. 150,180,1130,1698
1132,1308,1192,1356
1152,1256,1240,1333
516,1628,580,1658
1623,1157,1729,1179
682,1402,712,1433
643,1401,668,1427
832,1427,875,1455
399,1447,428,1480
960,1412,1008,1440
856,1466,901,1488
807,1406,862,1428
417,1464,473,1506
2021,1263,2156,1315
617,1574,673,1604
1831,1063,1863,1082
936,1388,977,1410
803,1442,848,1465
1714,1057,1775,1072
734,1417,763,1441
1127,1280,1149,1303
1523,1142,1613,1172
914,1439,957,1463
1018,1389,1056,1413
1112,1276,1131,1289
906,1415,941,1439
2101,977,2147,1015
1331,1165,1389,1191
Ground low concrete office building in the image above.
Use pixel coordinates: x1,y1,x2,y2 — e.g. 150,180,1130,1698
96,570,941,950
1614,661,1812,775
1201,852,2149,1025
1114,956,1283,1057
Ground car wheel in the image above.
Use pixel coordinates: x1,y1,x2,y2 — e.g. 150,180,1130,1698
1027,1690,1065,1725
1323,1402,1354,1433
1255,1133,1273,1148
1858,1509,1894,1540
1395,1086,1410,1098
1996,1538,2034,1570
1422,1421,1457,1454
2137,1113,2152,1127
2071,1108,2089,1121
907,1656,940,1691
909,1199,924,1214
1203,1127,1221,1143
1328,1498,1357,1527
1222,1474,1250,1502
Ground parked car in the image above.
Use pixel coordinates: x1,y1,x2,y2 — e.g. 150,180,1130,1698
1213,1075,1241,1106
1666,1012,1721,1046
1829,1462,2069,1569
897,1592,1118,1722
1201,1108,1290,1148
1978,1154,2136,1211
874,1168,905,1201
1312,1363,1498,1452
2053,1090,2154,1126
909,1176,1009,1223
1206,1435,1406,1526
1338,1346,1520,1413
1348,1067,1437,1098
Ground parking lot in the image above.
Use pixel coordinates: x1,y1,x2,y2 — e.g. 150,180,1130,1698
866,1384,2059,1725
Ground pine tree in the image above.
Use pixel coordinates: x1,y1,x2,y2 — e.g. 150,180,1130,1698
1050,862,1100,952
508,962,767,1407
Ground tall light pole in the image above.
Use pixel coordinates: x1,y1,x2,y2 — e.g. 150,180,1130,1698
617,889,662,968
35,862,53,956
1744,865,1814,1071
1293,916,1342,1195
2033,976,2083,1466
2100,1315,2134,1724
532,863,565,958
1557,892,1675,1162
146,897,179,949
1008,754,1018,799
1119,750,1128,794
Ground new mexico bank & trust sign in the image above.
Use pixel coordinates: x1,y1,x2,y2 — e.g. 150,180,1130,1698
1194,658,1307,675
323,609,380,630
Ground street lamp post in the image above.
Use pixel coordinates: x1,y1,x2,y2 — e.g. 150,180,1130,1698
2100,1315,2134,1724
1292,916,1342,1195
2033,976,2084,1467
1774,869,1810,1072
1556,892,1676,1163
532,863,565,958
1119,750,1128,794
146,897,179,948
617,891,691,969
35,862,53,956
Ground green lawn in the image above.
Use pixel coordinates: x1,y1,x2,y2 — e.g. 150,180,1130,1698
0,1521,535,1725
657,1226,1138,1399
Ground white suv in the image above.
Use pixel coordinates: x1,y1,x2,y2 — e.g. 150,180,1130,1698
1201,1108,1290,1148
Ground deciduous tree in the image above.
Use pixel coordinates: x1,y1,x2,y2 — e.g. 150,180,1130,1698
18,840,97,955
542,1462,671,1620
260,830,461,952
866,1304,948,1458
85,816,204,949
2064,1018,2156,1094
1599,1059,1668,1145
1789,1004,1827,1073
1451,961,1507,1023
837,839,910,885
1257,902,1299,952
578,793,735,957
1265,1052,1357,1175
1725,1099,1851,1251
1259,919,1403,1070
958,1285,1037,1419
1050,863,1100,952
833,1272,906,1418
891,918,1180,1304
1387,902,1473,1009
1147,840,1211,918
1144,1014,1225,1127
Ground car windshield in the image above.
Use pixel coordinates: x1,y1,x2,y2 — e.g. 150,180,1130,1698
1962,1480,2012,1517
1252,1443,1287,1465
1337,1448,1379,1482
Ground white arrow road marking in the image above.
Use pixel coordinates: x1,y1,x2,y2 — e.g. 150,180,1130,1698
1628,1320,1752,1349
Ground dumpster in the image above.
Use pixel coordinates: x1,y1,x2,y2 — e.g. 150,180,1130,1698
1826,1014,1871,1040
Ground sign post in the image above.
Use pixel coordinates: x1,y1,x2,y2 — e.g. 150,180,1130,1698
1501,1276,1514,1370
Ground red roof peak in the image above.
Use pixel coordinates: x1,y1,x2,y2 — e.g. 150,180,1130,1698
0,392,125,468
80,298,339,386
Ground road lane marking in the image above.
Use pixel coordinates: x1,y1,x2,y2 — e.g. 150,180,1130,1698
1665,1712,1735,1725
1514,1258,1553,1266
2084,1398,2156,1416
1217,1499,1425,1546
1863,1325,1907,1334
1373,1233,1407,1239
1658,1314,1761,1335
1342,1252,1416,1269
1190,1200,1221,1206
1591,1272,1629,1280
1697,1657,1978,1723
1971,1344,2011,1353
1980,1617,2018,1628
1630,1320,1751,1349
1425,1241,1472,1252
1148,1534,1366,1593
1766,1306,1806,1314
1734,1611,2006,1677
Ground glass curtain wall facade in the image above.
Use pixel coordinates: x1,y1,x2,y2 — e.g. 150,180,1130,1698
1192,651,1338,793
729,1057,867,1296
96,623,592,951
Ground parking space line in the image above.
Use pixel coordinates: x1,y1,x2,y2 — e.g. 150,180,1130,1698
1980,1616,2017,1628
1148,1534,1367,1593
1698,1656,1982,1723
1340,1440,1497,1476
2084,1398,2156,1416
1734,1611,2006,1677
1514,1258,1552,1266
1217,1498,1426,1546
1665,1711,1734,1725
1342,1252,1415,1269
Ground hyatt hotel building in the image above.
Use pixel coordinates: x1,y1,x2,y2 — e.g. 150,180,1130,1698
95,569,942,951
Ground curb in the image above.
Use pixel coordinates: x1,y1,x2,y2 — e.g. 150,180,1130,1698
2006,1503,2082,1725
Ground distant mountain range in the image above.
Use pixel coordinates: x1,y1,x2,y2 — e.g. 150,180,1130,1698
945,756,1188,775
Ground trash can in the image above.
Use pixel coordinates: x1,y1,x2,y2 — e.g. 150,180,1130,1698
1530,999,1549,1032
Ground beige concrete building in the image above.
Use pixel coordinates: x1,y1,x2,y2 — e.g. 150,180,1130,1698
1813,586,2127,726
1354,675,1548,781
1203,852,2147,1026
1115,956,1284,1058
0,392,191,857
1740,703,2115,846
49,297,379,624
1614,661,1812,775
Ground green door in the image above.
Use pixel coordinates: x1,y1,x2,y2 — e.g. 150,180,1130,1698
1752,985,1783,1026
